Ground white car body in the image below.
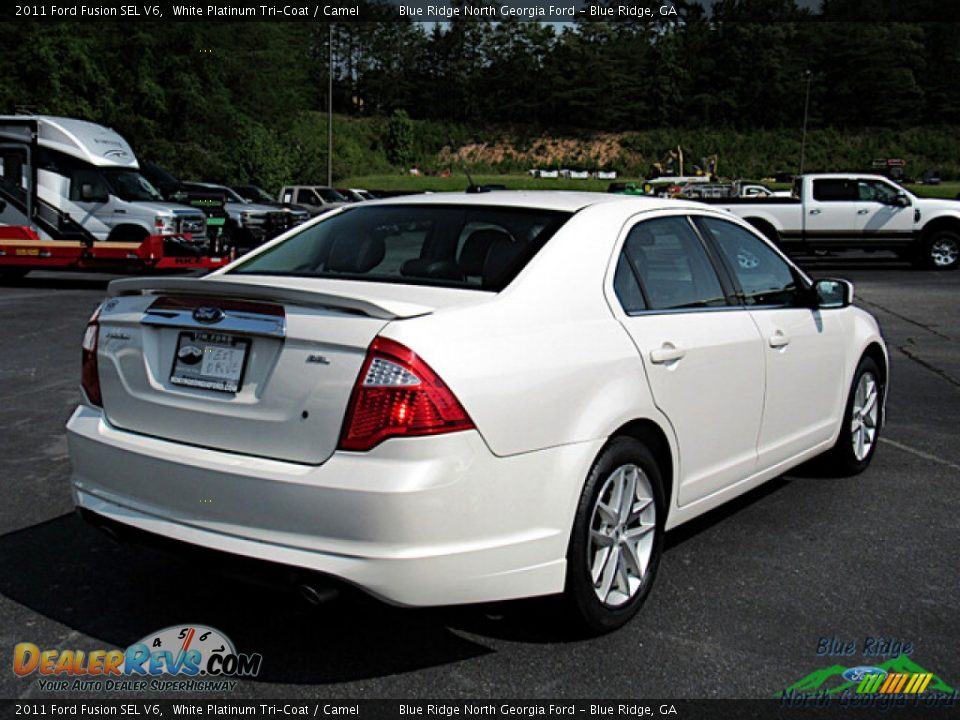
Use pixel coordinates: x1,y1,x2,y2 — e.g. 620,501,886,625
66,192,887,619
715,173,960,269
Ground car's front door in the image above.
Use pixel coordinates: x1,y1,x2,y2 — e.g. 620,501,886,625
854,178,914,242
612,213,766,507
295,188,323,215
68,169,116,241
695,216,848,468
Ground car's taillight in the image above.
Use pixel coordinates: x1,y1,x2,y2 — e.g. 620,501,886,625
339,337,474,451
81,304,102,407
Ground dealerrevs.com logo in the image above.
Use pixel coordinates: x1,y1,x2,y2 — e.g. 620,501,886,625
13,624,262,692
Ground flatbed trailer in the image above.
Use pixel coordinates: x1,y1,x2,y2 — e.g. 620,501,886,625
0,225,230,277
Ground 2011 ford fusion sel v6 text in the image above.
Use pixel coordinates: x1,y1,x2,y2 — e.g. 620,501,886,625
66,192,887,632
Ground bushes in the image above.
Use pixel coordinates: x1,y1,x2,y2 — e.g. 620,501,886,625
142,113,960,189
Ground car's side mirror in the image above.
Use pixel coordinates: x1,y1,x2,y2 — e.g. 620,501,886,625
814,278,853,309
892,192,910,207
80,183,108,203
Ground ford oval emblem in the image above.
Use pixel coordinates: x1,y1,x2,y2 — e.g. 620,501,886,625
193,306,225,324
842,666,887,683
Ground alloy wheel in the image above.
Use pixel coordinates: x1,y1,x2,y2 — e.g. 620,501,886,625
588,464,657,607
851,371,879,461
930,236,959,268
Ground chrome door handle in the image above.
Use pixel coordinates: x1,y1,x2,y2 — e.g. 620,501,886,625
768,330,791,348
650,343,686,364
857,209,869,215
809,209,822,215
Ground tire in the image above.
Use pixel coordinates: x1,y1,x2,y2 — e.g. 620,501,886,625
565,436,665,634
824,356,884,476
746,219,781,247
0,268,29,281
916,230,960,270
222,223,255,254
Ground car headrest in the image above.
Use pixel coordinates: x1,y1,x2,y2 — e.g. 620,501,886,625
630,227,658,247
460,228,511,276
326,234,386,273
400,258,465,281
482,236,527,290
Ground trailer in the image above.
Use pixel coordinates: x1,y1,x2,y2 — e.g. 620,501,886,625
0,115,230,277
0,223,229,279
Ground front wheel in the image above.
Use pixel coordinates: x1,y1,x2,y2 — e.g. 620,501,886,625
565,437,665,634
916,230,960,270
0,268,29,281
824,356,884,476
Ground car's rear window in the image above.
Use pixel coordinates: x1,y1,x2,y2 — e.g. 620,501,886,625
230,204,572,291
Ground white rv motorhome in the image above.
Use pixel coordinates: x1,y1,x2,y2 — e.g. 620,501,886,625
0,115,207,245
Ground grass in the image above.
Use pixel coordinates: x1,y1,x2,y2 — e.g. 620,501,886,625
905,182,960,199
343,173,960,200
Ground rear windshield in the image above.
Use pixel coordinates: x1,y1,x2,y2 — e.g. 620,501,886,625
230,204,572,291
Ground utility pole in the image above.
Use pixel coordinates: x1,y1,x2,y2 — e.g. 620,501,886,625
799,69,812,176
327,23,333,187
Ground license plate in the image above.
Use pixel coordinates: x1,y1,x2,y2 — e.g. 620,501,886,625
170,331,250,393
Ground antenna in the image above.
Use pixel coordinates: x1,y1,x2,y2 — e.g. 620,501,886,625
452,138,481,193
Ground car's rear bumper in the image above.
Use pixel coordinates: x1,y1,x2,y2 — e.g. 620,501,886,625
66,405,601,606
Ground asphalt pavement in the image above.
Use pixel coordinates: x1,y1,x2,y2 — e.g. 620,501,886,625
0,254,957,701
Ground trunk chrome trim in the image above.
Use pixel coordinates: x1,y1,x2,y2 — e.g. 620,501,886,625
141,308,286,338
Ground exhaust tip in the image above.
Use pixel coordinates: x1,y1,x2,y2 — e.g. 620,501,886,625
298,583,339,606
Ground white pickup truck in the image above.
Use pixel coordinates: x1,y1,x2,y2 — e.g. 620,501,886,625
706,173,960,270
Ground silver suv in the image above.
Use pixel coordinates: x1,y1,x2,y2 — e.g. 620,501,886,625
278,185,348,216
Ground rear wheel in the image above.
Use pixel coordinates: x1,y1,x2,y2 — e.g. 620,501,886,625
565,437,664,634
746,218,781,247
107,225,149,244
824,356,883,476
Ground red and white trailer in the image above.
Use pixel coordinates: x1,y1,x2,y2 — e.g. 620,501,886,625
0,225,230,278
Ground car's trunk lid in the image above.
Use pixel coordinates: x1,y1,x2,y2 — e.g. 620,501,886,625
96,276,486,465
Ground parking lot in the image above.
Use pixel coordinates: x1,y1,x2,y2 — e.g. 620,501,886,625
1,254,958,700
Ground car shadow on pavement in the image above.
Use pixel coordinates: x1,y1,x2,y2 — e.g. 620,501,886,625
0,276,114,291
0,512,494,684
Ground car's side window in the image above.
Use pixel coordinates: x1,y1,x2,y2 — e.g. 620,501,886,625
69,170,110,201
812,179,858,202
296,189,318,205
613,253,647,313
857,180,898,203
616,216,727,312
697,217,801,307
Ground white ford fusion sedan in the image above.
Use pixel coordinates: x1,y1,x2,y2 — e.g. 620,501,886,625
67,192,887,631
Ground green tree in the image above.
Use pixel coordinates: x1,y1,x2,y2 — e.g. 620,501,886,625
386,109,414,167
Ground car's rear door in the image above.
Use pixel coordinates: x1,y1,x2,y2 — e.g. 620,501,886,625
612,213,766,507
805,177,858,243
695,216,848,468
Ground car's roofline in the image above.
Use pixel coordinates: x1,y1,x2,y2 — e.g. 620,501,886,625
354,190,708,213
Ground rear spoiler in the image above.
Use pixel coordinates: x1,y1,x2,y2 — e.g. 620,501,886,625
108,277,431,320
